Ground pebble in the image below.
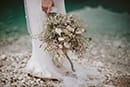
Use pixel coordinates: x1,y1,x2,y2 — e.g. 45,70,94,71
0,36,130,87
0,54,59,87
1,54,7,60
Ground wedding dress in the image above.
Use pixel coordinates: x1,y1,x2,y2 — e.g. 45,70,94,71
24,0,67,78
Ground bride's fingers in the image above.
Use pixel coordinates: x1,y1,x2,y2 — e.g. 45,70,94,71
41,0,54,14
47,0,54,14
47,8,50,14
47,6,51,14
42,7,48,13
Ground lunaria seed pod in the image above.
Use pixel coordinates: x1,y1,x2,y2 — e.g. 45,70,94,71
59,44,63,48
55,28,62,35
67,26,74,32
64,42,70,48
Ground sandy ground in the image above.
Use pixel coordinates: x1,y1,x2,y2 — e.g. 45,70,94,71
0,6,130,87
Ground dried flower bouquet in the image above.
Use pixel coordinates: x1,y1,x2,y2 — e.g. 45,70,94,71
39,13,90,72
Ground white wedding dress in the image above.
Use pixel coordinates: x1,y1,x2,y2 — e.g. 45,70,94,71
24,0,69,78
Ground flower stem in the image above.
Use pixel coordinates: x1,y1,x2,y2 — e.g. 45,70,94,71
63,49,75,72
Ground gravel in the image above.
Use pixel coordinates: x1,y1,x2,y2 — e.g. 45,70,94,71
0,53,62,87
0,35,130,87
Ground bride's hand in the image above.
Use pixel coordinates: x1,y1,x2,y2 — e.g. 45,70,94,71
42,0,54,14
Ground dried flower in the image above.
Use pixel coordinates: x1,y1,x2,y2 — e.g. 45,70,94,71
64,42,70,48
39,13,90,72
55,28,62,35
66,25,74,32
59,44,63,49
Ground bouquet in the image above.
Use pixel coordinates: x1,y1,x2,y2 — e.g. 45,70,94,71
39,13,90,72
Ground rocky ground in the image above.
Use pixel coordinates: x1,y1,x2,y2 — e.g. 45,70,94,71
0,34,130,87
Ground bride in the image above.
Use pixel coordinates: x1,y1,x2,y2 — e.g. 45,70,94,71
24,0,70,79
24,1,105,86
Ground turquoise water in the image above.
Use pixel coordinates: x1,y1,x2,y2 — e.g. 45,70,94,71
0,0,26,38
0,0,130,40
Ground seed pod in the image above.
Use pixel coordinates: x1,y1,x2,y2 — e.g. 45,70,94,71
66,25,74,32
55,28,62,35
59,44,63,48
64,42,70,48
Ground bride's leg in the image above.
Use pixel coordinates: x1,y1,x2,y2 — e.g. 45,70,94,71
24,0,51,78
24,0,67,78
